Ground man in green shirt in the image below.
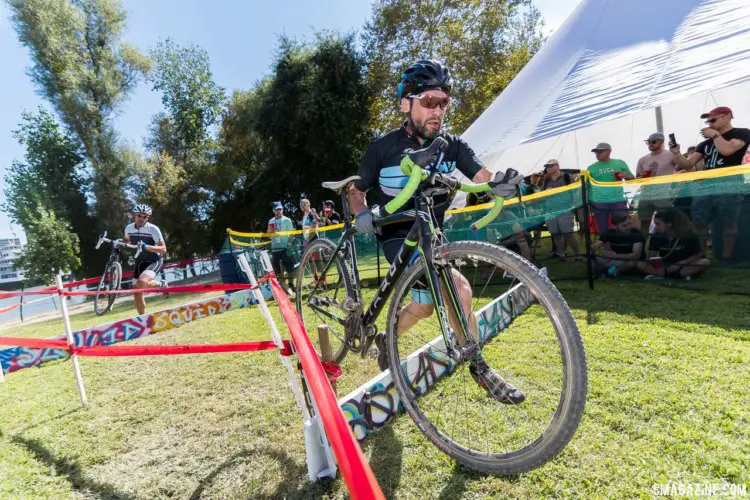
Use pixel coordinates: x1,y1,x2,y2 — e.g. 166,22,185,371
587,142,633,233
267,201,296,294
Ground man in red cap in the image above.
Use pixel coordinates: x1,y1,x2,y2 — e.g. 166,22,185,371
670,107,750,261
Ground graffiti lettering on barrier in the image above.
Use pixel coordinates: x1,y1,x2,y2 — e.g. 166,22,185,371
0,285,270,375
340,282,537,442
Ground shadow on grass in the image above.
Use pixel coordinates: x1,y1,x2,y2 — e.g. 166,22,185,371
6,433,134,500
364,425,403,497
189,447,334,500
557,273,750,338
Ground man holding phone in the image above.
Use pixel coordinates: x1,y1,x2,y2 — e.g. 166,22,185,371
670,107,750,261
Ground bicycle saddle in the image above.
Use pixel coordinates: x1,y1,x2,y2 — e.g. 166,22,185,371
322,175,361,193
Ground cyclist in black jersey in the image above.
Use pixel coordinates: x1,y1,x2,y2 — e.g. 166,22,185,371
348,60,524,404
124,204,167,314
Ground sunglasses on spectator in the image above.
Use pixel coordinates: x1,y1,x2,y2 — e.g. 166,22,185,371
545,163,558,167
646,140,662,145
410,94,451,110
706,115,725,124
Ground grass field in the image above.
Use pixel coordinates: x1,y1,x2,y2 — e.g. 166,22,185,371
1,274,749,498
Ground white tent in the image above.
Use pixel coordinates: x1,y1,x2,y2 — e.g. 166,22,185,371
461,0,750,176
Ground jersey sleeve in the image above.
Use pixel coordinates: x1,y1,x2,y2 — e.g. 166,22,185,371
618,160,634,177
152,225,164,245
455,138,484,180
354,142,380,192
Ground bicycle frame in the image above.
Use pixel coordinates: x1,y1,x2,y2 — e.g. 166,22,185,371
307,185,475,359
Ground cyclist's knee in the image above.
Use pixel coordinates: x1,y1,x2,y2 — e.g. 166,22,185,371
408,301,434,319
135,276,150,288
451,270,473,302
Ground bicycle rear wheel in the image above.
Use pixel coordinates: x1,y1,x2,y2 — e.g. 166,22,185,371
385,240,587,475
94,261,122,316
295,238,355,364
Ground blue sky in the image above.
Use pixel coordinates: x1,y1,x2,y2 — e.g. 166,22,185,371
0,0,581,241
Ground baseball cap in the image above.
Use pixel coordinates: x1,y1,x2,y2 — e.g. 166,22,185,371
700,106,733,119
272,201,283,210
323,200,335,206
544,158,559,167
646,132,665,142
591,142,611,152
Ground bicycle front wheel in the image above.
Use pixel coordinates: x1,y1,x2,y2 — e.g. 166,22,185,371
107,261,122,311
295,238,355,364
386,240,587,475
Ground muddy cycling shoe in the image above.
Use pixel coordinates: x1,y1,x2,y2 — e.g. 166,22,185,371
469,358,526,405
373,332,388,372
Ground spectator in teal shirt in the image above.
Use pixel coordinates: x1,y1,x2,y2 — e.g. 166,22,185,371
267,201,296,293
587,142,633,233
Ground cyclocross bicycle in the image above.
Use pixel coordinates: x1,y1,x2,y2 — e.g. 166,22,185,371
295,138,587,475
93,231,141,316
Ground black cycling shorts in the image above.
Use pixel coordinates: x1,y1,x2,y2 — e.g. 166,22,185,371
271,249,296,276
134,259,164,280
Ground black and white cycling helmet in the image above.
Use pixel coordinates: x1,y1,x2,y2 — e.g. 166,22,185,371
397,60,454,100
133,204,152,216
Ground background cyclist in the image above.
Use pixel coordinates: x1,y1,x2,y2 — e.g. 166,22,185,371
348,59,524,404
124,204,167,315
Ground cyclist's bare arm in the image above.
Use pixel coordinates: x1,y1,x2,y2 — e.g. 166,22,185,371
144,240,167,256
348,184,368,215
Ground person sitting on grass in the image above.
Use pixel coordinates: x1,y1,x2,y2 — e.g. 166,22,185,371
637,208,710,281
591,212,645,277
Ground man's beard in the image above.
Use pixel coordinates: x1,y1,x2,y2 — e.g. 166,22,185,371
409,113,442,140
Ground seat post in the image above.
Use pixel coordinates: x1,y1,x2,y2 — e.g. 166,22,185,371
341,183,353,227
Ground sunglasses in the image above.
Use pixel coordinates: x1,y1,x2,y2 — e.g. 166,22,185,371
410,94,451,110
134,213,149,218
544,163,558,167
646,140,662,145
706,116,723,124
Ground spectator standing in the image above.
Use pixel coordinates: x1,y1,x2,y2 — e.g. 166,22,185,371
637,208,710,280
670,107,750,262
299,198,320,251
541,159,582,261
636,132,679,233
591,212,645,277
321,200,341,226
267,201,296,294
586,142,634,233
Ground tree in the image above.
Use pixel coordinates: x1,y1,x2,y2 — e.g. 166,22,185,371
14,206,81,284
3,108,101,276
362,0,545,134
149,39,226,158
141,39,226,258
212,33,372,238
7,0,151,231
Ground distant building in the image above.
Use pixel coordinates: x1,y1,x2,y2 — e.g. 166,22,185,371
0,238,25,285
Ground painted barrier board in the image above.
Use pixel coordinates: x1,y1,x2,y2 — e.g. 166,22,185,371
339,280,538,441
0,284,272,375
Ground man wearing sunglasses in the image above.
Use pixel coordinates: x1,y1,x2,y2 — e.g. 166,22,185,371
670,107,750,261
124,204,167,315
635,132,678,233
348,60,525,404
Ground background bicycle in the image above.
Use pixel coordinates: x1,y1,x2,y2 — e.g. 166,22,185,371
93,231,141,316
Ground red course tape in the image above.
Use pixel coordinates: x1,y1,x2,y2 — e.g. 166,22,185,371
61,283,256,297
0,336,292,357
269,277,384,500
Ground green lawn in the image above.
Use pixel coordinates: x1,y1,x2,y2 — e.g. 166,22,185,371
0,277,748,498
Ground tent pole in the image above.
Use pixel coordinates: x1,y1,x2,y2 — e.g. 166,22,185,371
655,106,664,133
